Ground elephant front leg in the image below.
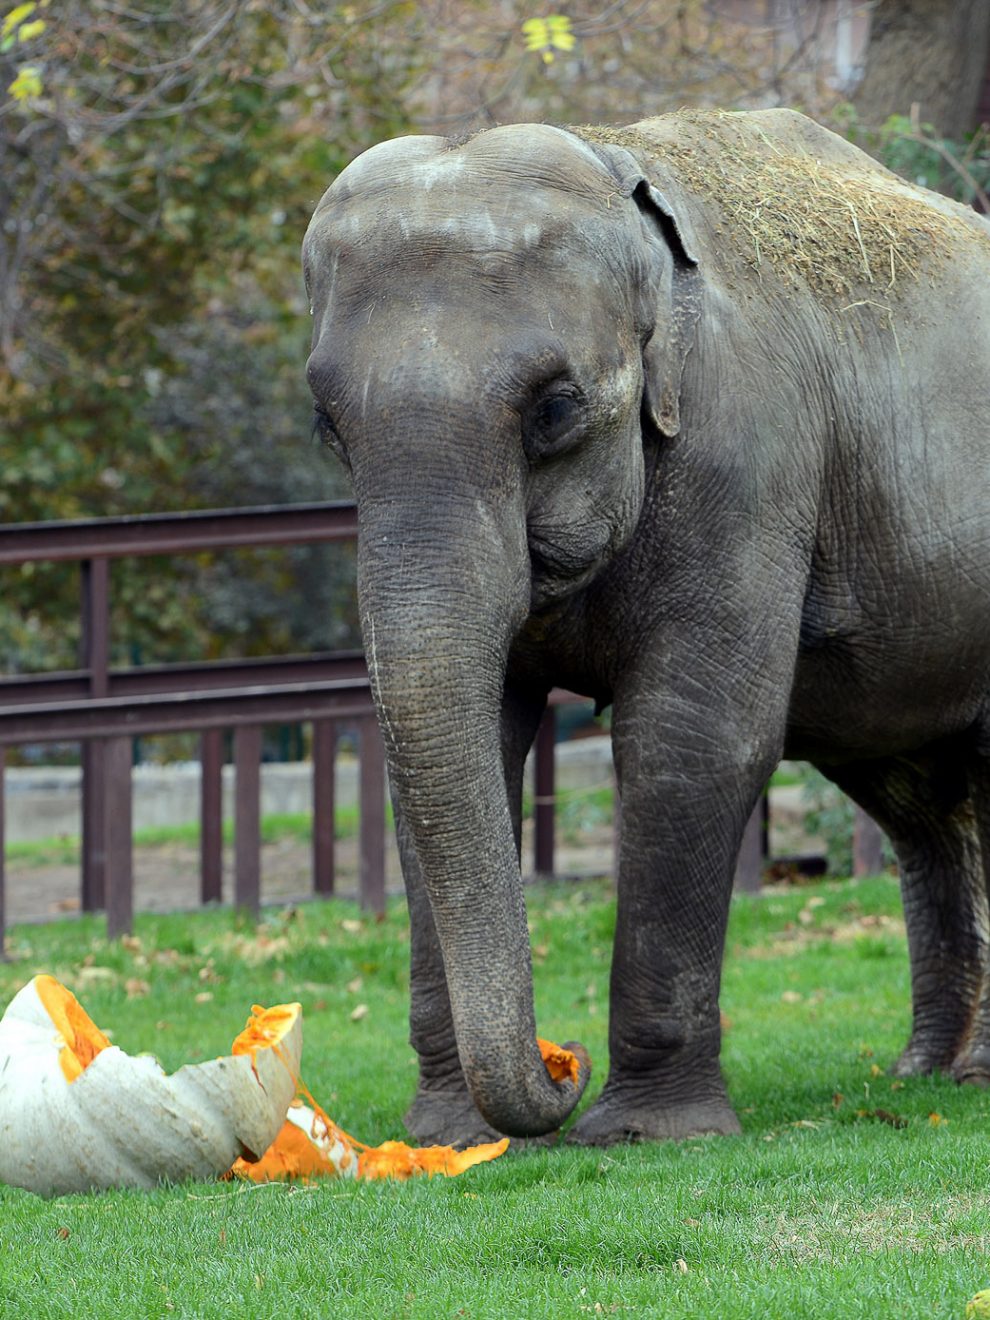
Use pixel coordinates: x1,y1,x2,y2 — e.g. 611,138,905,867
401,686,546,1147
568,797,744,1143
569,683,781,1145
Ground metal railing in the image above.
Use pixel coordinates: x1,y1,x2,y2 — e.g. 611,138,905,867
0,500,884,949
0,502,573,947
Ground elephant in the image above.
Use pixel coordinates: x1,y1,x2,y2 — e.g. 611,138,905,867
301,108,990,1146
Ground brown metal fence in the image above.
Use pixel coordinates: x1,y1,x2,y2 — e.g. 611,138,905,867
0,502,572,949
0,501,884,950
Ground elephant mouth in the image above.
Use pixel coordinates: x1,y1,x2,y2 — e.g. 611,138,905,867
528,527,609,608
530,522,609,601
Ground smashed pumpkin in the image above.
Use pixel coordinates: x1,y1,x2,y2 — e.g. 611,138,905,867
231,1036,582,1184
0,977,300,1196
231,1095,509,1184
0,977,581,1194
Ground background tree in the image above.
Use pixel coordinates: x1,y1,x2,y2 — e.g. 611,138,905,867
1,0,988,686
851,0,990,141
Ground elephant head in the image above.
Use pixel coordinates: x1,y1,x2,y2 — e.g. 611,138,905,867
302,124,699,1136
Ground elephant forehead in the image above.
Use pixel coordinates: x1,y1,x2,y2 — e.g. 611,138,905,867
311,124,618,242
308,190,603,285
333,124,608,194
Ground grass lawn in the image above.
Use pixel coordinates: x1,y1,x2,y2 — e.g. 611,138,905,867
1,873,988,1318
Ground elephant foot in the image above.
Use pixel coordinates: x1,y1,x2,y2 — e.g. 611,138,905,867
404,1084,503,1149
404,1084,559,1150
566,1083,741,1147
948,1044,990,1087
890,1035,957,1078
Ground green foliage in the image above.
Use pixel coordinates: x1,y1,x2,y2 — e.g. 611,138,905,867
834,105,990,208
0,1,410,676
1,0,45,102
799,766,857,877
800,765,895,878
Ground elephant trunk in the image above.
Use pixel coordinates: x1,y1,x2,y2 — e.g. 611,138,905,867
356,493,588,1137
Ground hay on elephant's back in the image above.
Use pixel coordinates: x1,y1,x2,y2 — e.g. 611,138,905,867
578,114,977,303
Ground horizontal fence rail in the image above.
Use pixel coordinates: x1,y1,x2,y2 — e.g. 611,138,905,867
0,502,583,951
0,500,883,953
0,502,360,564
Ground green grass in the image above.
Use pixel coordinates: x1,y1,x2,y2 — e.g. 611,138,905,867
1,875,989,1318
4,805,374,868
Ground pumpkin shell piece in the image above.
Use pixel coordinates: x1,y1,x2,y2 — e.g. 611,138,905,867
0,978,302,1197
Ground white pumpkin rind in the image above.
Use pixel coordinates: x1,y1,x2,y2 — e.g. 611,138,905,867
0,978,301,1196
284,1102,358,1178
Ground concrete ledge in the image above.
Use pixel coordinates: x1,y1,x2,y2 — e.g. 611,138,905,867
4,736,615,844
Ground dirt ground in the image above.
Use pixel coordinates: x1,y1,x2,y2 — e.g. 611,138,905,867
5,788,819,928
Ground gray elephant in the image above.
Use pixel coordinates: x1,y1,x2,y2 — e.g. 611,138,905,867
302,109,990,1146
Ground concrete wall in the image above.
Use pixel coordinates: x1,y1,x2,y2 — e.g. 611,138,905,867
4,736,615,844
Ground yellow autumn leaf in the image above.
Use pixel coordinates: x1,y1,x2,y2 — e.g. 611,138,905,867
17,16,44,40
8,64,42,101
521,15,575,63
1,2,36,38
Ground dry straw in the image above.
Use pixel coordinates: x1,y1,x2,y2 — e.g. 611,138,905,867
578,112,981,305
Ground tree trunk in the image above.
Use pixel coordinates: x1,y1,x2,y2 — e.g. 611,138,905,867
851,0,990,140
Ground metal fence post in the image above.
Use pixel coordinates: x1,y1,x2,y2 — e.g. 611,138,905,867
533,709,556,877
312,719,336,896
200,728,223,903
104,735,133,938
234,726,262,917
80,557,110,912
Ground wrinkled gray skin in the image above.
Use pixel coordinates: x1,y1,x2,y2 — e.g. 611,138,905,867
302,109,990,1146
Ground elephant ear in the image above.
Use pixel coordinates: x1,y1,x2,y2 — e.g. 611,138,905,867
578,137,702,439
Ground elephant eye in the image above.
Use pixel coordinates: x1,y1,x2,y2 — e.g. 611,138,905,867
524,386,586,462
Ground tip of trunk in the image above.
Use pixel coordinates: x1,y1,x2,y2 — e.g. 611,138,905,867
466,1038,592,1138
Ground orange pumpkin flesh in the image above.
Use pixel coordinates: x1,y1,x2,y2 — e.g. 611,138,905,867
356,1138,510,1181
34,974,112,1083
537,1037,581,1086
232,1100,357,1182
230,1003,300,1076
233,1035,582,1183
232,1095,509,1184
30,982,300,1091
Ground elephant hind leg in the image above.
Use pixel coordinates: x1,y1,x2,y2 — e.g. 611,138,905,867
820,751,987,1078
946,722,990,1084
